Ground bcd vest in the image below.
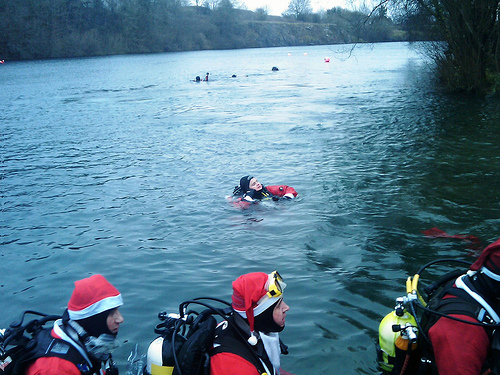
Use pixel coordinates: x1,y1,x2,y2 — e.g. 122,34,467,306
28,328,100,375
416,277,500,375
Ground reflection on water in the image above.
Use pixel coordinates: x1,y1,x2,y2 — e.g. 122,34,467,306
1,42,500,374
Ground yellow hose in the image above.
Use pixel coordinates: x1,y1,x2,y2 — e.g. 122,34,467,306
410,274,427,306
411,274,420,292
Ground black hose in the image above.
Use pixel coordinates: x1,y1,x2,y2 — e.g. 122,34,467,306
416,259,471,276
172,298,269,375
408,300,432,346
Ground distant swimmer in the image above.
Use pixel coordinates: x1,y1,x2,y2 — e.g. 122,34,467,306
195,76,201,82
272,66,279,71
204,72,209,81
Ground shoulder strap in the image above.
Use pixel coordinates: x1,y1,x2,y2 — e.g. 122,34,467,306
32,329,96,375
210,320,272,375
445,284,498,328
436,288,481,316
424,278,488,322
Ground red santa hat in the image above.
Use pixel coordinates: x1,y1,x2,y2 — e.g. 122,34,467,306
231,271,286,345
471,237,500,280
68,274,123,321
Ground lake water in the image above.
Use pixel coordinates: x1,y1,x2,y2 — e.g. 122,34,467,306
1,42,500,375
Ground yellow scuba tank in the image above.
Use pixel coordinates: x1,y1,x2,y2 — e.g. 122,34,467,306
144,314,186,375
377,298,418,373
145,337,175,375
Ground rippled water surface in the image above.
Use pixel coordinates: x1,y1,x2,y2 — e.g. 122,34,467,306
2,42,500,374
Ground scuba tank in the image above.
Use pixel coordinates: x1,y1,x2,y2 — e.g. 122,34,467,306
144,298,230,375
376,259,474,375
145,337,173,375
144,314,186,375
378,297,418,374
378,270,423,375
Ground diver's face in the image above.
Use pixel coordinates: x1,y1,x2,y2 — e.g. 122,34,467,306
107,308,124,334
249,178,262,191
273,299,289,328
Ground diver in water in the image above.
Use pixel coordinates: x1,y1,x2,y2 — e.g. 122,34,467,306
210,271,290,375
25,275,124,375
236,176,297,202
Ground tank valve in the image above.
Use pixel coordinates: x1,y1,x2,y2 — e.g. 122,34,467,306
394,297,405,316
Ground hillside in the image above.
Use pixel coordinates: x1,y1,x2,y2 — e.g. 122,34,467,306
0,2,406,60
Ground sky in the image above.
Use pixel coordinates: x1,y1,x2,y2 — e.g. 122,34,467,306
238,0,353,16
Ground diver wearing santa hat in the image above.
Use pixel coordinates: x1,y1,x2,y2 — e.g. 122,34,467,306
25,274,124,375
210,271,290,375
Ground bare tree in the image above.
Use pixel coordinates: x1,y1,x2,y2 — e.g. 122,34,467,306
255,7,269,20
283,0,312,19
386,0,500,93
202,0,219,10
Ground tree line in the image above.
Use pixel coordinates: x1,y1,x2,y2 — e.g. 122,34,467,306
1,0,498,94
0,0,405,61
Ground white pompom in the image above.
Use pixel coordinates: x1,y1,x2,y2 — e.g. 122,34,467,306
248,334,258,346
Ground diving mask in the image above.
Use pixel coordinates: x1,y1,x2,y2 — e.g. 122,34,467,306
266,271,286,298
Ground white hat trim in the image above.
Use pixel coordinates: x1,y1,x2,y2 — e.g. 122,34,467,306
234,295,281,319
68,294,123,320
254,295,281,316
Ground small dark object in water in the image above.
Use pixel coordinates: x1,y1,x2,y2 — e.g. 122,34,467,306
272,66,279,71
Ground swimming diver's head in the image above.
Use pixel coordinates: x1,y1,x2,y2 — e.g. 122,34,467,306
240,176,262,192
